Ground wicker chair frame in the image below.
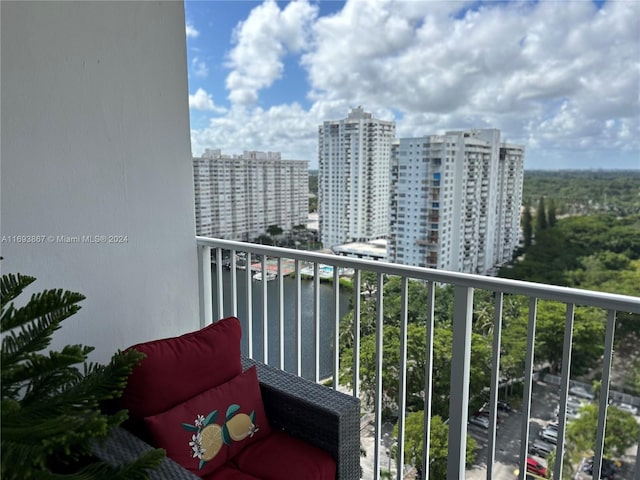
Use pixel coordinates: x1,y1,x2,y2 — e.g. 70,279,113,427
93,357,361,480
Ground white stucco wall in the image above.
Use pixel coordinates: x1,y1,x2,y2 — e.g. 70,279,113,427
1,1,200,362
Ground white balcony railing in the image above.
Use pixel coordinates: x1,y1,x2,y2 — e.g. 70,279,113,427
196,236,640,480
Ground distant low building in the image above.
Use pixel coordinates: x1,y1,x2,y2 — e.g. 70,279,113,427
333,239,387,261
194,149,308,241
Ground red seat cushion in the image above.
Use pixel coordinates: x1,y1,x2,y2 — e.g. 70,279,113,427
121,317,243,419
144,366,272,477
202,463,260,480
232,430,336,480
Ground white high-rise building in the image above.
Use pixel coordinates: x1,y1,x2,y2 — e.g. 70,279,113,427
194,149,308,241
319,107,396,248
388,129,524,275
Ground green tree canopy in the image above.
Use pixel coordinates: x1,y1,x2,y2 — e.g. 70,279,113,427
566,404,639,460
500,214,640,287
340,324,492,417
393,413,476,477
535,197,548,234
534,301,605,375
548,198,557,227
523,170,640,216
522,204,533,248
266,224,283,237
255,234,274,245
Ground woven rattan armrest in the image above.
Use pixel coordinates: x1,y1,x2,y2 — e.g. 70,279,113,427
242,357,361,480
91,426,200,479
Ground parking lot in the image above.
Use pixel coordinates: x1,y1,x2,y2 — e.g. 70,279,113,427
359,378,638,479
466,379,638,479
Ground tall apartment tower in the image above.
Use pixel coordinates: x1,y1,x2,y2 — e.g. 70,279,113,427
194,149,308,241
318,107,396,248
388,129,524,275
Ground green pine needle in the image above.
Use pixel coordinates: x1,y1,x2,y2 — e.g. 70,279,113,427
1,274,164,479
0,273,36,310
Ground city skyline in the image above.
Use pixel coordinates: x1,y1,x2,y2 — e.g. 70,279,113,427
184,0,639,171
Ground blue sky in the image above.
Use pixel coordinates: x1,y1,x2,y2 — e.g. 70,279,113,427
184,0,639,170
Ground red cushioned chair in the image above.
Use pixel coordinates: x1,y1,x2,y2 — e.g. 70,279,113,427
92,317,361,480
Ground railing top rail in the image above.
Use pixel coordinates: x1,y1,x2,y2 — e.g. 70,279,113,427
196,236,640,313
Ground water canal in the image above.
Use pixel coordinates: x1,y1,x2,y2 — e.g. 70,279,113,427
212,268,352,381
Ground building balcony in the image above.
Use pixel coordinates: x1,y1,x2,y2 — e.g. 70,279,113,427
197,237,640,480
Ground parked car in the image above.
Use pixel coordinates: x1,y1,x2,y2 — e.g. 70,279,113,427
612,402,638,416
473,409,503,424
529,439,555,458
568,396,587,410
468,415,490,430
539,426,558,445
497,400,512,412
578,456,619,479
555,403,582,418
527,456,548,477
569,385,595,400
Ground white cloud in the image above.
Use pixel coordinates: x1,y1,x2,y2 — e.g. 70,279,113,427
186,22,199,38
303,0,639,166
191,103,319,160
225,0,318,106
189,88,226,113
191,57,209,78
191,0,640,169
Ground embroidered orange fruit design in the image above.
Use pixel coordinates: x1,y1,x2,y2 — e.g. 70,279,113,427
199,424,223,461
182,404,259,471
221,404,259,444
226,413,255,441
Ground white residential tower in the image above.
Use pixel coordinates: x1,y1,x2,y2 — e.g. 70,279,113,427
318,107,396,248
194,149,308,241
388,129,524,275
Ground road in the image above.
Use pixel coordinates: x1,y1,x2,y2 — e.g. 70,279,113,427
467,379,558,479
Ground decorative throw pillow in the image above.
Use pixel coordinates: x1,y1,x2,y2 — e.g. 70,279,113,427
144,366,271,477
121,317,243,419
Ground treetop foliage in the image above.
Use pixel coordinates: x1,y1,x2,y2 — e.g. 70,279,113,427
523,170,640,216
504,214,640,286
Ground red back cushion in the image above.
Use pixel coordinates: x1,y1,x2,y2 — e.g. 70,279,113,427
122,317,243,419
144,366,271,477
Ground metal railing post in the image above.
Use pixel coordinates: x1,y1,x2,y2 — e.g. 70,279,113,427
447,286,474,479
422,281,435,480
373,272,385,480
261,256,268,364
215,248,224,320
197,245,212,328
594,310,616,480
396,277,409,480
487,292,504,479
353,269,361,399
553,303,576,480
518,297,537,480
